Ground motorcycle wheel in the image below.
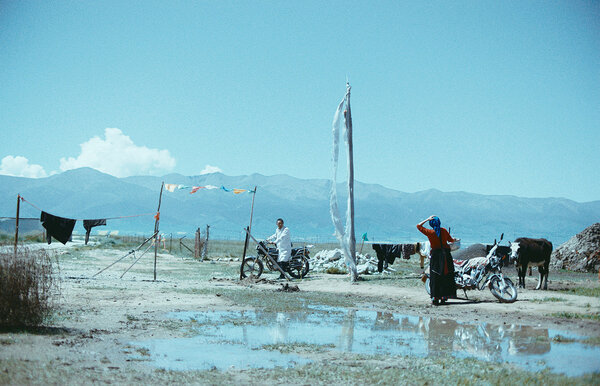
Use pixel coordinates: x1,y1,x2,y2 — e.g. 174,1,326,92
489,276,517,303
425,277,431,296
240,257,264,279
287,258,309,279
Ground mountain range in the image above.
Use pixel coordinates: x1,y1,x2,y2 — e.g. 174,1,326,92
1,167,599,245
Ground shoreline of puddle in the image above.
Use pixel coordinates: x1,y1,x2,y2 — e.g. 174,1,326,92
128,307,600,377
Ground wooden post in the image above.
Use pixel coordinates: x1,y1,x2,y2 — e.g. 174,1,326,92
14,194,20,257
153,182,164,281
345,82,357,281
240,226,250,280
242,186,258,265
203,225,209,259
248,186,257,234
194,228,201,259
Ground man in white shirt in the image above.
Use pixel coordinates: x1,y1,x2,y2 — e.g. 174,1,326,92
266,218,292,277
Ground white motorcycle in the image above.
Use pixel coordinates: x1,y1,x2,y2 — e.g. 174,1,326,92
423,234,518,303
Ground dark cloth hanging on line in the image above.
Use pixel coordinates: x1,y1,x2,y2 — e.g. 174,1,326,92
372,244,403,272
40,211,77,245
83,219,107,245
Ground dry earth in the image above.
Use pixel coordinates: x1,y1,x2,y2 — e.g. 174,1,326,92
1,241,599,385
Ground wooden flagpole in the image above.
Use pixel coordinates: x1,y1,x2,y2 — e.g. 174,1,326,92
14,194,20,257
345,82,357,281
153,182,164,281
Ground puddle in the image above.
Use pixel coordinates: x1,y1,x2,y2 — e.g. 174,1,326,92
131,309,600,376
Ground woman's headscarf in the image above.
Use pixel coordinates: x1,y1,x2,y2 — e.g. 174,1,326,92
429,216,441,238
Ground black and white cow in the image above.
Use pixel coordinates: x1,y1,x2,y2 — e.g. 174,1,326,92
509,238,553,290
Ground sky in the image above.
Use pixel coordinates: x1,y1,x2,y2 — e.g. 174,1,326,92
0,1,599,202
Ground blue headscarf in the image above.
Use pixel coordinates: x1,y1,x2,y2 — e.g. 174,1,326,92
429,217,441,238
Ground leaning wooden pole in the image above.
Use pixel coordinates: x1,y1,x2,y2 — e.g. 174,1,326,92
242,186,258,264
14,194,20,257
153,182,164,281
345,83,357,281
248,186,257,234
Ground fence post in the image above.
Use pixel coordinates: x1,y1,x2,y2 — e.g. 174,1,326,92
194,228,201,259
202,225,210,260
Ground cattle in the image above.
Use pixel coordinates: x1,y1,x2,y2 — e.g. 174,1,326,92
509,238,553,290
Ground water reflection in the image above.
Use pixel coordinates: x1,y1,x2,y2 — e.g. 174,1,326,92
131,309,599,375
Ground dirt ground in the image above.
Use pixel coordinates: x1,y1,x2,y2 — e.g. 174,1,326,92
1,241,599,385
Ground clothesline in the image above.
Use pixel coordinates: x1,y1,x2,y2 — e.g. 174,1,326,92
164,183,256,195
19,195,157,221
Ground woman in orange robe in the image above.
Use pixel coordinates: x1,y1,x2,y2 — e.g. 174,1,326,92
417,215,457,305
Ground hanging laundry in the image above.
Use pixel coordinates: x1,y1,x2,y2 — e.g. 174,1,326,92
83,219,107,245
372,244,403,273
40,211,76,245
233,189,246,194
401,243,417,260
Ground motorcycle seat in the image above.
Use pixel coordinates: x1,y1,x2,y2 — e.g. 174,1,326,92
453,259,468,266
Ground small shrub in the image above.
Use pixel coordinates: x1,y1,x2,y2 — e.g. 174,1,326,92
326,267,347,275
0,247,59,327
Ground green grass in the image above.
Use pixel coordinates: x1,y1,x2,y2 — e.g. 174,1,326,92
531,297,566,303
550,312,600,321
173,284,360,312
3,351,598,385
557,287,600,298
258,342,336,354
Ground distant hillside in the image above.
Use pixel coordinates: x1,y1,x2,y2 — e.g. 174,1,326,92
1,167,599,245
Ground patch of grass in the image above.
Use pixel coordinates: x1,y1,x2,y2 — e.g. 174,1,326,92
125,314,140,322
174,285,356,312
551,334,578,344
0,337,15,345
557,287,600,298
326,267,347,275
0,247,59,327
259,342,336,353
531,297,566,303
550,312,600,321
360,271,422,288
582,336,600,346
136,347,151,356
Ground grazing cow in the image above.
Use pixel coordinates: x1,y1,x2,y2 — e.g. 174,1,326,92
509,238,553,290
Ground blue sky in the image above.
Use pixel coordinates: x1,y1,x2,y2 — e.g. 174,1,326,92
1,1,598,202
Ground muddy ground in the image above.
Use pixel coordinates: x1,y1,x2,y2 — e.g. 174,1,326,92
1,240,599,385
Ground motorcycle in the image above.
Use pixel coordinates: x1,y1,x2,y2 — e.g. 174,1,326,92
423,234,518,303
240,241,311,279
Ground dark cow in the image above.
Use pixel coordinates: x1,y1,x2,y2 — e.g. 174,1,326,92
509,238,553,290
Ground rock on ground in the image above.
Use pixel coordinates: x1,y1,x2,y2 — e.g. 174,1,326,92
551,223,600,273
311,249,379,274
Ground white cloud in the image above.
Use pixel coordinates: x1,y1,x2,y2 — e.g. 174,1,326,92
59,128,176,177
199,165,223,175
0,156,48,178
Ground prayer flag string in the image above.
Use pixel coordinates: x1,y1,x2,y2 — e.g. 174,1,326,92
163,184,255,195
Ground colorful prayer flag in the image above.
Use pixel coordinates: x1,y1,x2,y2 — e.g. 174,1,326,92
190,186,204,194
233,189,246,194
164,184,178,192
